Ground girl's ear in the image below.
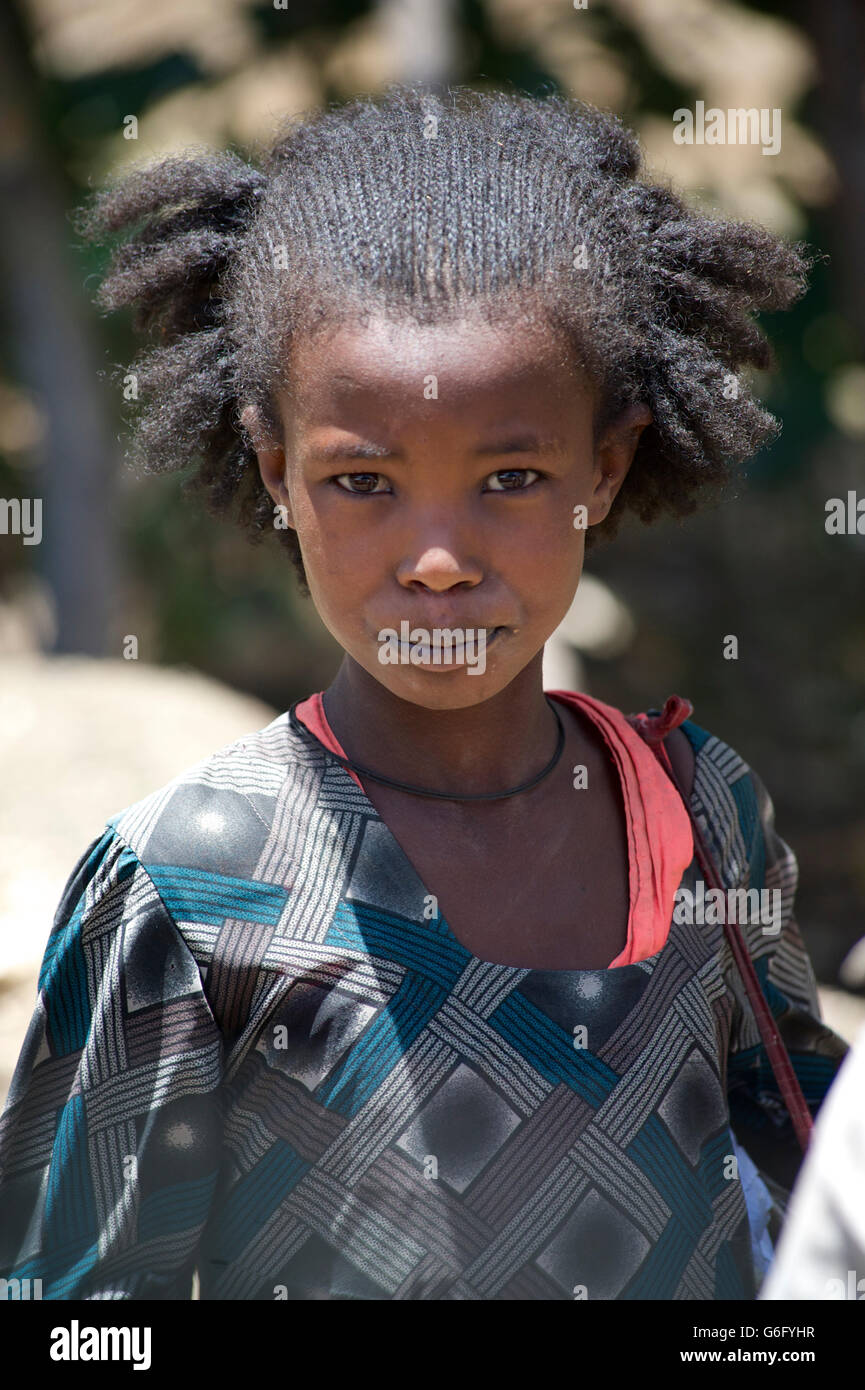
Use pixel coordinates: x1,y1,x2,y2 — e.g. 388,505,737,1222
241,404,294,524
592,403,653,514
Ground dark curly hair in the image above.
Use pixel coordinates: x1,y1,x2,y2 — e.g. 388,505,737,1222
72,82,813,597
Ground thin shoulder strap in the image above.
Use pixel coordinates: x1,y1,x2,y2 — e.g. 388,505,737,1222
626,695,813,1155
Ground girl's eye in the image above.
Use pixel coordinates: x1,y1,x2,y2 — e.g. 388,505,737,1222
333,473,391,494
331,467,542,495
484,468,541,492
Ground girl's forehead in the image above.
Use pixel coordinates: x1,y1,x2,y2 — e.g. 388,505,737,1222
282,311,588,405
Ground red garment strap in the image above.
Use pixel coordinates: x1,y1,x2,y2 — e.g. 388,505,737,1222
627,695,813,1154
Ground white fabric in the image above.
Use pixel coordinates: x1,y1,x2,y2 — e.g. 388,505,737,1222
760,1020,865,1300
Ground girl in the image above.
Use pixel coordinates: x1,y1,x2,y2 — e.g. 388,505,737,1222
0,84,848,1301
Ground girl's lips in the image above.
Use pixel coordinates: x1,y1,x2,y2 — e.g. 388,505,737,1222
384,623,506,635
394,626,505,647
386,626,508,670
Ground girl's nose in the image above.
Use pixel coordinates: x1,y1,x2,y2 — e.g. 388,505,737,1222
397,544,483,592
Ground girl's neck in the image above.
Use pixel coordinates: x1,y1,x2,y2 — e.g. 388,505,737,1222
322,655,568,801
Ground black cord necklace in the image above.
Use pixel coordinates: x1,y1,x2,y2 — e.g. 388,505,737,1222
287,696,566,802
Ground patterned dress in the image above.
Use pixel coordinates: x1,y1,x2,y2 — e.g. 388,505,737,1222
0,691,848,1299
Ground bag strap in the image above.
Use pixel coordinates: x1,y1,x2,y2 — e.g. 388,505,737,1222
626,695,813,1154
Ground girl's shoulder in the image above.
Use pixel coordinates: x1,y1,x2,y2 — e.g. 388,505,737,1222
578,687,791,901
107,708,314,879
567,689,771,886
669,710,777,890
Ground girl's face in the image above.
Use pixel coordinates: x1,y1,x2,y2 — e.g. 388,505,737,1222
247,311,650,711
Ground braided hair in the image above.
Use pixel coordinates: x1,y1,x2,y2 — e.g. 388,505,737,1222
72,82,813,596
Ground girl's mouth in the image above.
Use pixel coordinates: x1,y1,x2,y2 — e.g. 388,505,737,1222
386,625,508,669
398,626,506,647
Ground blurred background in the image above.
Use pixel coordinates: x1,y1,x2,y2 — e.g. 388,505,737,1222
1,0,865,1105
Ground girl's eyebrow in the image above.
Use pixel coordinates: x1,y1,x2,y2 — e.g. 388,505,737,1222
475,433,561,455
310,433,561,461
312,441,394,461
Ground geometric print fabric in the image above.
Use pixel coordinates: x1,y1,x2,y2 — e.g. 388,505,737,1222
0,699,848,1300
